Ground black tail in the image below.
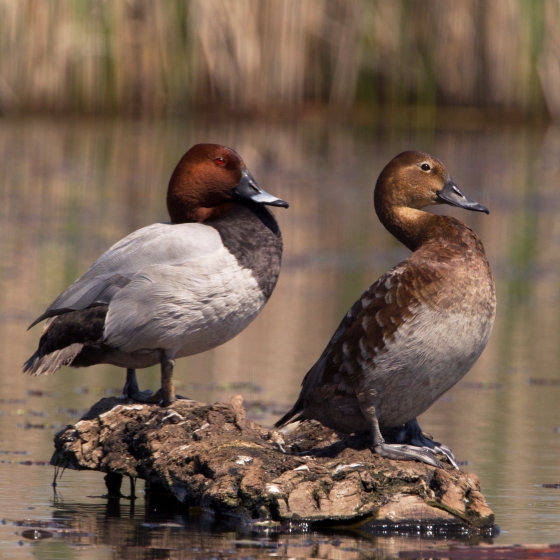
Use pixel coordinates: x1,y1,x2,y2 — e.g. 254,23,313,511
23,306,107,376
274,395,305,428
274,360,325,428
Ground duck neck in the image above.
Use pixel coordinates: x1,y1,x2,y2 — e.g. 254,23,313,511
377,206,439,252
167,197,237,223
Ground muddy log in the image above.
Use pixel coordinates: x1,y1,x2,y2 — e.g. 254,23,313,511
51,396,494,531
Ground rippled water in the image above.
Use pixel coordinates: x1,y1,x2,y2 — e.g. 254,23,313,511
1,116,560,558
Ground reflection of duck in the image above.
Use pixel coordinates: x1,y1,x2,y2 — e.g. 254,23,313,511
276,151,495,468
24,144,288,406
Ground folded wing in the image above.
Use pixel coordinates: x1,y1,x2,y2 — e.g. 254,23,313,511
29,223,224,327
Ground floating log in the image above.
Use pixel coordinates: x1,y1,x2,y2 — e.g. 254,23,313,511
51,396,494,532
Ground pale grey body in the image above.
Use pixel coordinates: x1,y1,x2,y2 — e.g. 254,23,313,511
101,224,265,358
27,222,265,371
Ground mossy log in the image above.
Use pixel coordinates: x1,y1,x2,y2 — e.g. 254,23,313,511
51,396,494,532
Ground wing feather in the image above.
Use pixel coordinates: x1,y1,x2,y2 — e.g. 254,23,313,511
300,258,446,395
29,223,223,327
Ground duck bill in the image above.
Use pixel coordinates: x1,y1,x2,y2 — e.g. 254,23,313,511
436,180,489,214
232,169,289,208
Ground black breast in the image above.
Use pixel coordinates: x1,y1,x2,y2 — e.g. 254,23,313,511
208,203,283,300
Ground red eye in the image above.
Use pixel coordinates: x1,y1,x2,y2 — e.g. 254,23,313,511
215,157,226,166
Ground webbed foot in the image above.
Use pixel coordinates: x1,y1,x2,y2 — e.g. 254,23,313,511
398,418,459,469
125,387,190,406
122,369,156,401
123,366,190,407
374,442,444,469
130,388,162,404
359,399,451,470
122,369,183,405
146,389,190,404
125,388,158,402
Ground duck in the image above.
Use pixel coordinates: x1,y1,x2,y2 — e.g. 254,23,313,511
24,143,289,406
275,151,495,468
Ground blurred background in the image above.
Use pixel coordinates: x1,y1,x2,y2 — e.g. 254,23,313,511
2,1,560,558
0,0,559,118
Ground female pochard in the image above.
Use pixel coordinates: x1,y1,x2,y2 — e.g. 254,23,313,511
24,144,288,406
276,151,495,468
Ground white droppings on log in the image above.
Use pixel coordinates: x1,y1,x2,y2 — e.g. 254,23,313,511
194,423,210,433
333,463,363,474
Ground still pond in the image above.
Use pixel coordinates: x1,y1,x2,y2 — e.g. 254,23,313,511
0,115,560,558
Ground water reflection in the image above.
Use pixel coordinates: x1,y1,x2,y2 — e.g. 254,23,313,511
1,117,560,556
5,471,494,559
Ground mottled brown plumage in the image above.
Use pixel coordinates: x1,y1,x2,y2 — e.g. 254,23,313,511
276,151,495,468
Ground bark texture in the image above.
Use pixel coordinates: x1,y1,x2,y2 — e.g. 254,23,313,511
51,396,494,530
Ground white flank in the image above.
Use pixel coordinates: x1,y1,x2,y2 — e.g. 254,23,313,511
102,226,266,356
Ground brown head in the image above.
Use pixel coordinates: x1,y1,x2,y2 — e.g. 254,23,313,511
374,151,488,250
167,144,288,223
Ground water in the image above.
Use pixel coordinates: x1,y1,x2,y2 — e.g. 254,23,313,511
1,116,560,558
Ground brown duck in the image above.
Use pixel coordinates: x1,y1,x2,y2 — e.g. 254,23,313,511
275,151,496,468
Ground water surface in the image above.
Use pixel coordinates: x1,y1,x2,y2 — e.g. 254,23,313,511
1,116,560,558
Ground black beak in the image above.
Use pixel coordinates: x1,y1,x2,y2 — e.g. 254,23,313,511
437,180,489,214
232,169,289,208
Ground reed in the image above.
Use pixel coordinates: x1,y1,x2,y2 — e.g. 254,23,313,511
0,0,558,117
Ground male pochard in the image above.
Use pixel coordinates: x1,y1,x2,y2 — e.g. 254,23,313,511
276,151,495,468
24,144,288,406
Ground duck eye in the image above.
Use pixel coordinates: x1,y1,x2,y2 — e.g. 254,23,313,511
215,157,226,166
421,163,431,171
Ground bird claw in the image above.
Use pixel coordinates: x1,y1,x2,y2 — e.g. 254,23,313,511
374,442,444,469
123,384,190,406
409,436,459,469
432,444,459,469
124,388,161,403
122,371,156,402
394,419,460,469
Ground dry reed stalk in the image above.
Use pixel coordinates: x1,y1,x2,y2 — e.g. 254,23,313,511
433,0,480,105
484,0,532,108
0,0,558,116
539,0,560,120
189,0,363,108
